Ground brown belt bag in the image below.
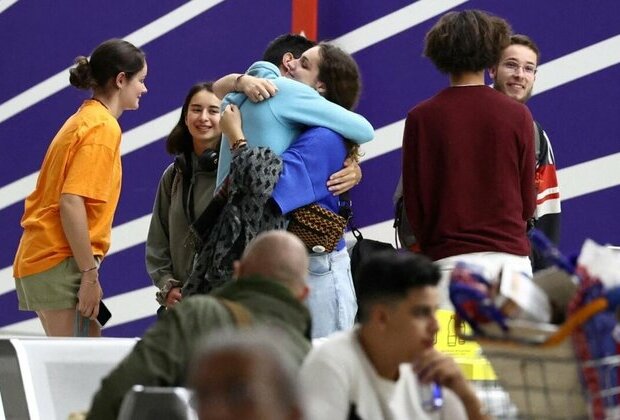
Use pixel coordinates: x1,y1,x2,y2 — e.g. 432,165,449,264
287,203,347,253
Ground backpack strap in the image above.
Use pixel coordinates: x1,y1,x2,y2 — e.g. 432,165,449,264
392,175,417,250
534,121,546,164
217,298,253,327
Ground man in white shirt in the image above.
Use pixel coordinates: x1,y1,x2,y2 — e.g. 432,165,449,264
299,251,488,420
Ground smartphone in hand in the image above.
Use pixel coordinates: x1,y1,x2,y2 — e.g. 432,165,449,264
97,300,112,327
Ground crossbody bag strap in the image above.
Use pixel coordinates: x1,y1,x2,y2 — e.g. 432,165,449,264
534,120,544,164
339,191,366,244
176,152,194,224
217,298,253,327
338,191,352,220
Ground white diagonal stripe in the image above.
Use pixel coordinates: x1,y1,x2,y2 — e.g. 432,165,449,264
333,0,469,54
120,108,178,155
0,265,13,296
0,173,38,211
558,152,620,200
533,34,620,96
0,0,19,14
359,119,405,161
0,0,224,124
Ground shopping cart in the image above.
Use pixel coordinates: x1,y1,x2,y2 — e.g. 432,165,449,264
458,315,620,419
449,234,620,420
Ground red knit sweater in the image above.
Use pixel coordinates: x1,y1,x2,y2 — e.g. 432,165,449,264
402,85,536,261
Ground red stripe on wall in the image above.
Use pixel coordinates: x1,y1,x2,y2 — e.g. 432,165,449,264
292,0,318,41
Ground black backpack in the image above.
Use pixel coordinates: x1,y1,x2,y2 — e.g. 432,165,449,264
349,227,395,291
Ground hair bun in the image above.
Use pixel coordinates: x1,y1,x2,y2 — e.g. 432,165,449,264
69,56,94,90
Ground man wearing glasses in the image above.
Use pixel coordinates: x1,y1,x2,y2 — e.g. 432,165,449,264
489,35,562,271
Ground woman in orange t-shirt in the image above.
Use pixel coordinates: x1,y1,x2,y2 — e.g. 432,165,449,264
13,39,148,337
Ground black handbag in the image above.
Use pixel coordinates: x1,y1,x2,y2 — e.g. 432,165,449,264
349,227,395,290
346,188,395,289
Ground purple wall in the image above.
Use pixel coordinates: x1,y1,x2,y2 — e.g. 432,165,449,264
1,0,619,335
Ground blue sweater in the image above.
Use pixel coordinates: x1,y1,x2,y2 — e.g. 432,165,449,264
271,126,348,250
217,61,374,186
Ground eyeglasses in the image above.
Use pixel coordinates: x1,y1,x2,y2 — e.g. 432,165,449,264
501,60,537,76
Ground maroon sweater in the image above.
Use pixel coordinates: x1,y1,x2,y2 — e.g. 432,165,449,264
402,86,535,261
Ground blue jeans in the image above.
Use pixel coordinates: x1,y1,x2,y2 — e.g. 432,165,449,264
306,247,357,338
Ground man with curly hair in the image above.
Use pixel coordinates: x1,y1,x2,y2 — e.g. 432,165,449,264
401,10,536,307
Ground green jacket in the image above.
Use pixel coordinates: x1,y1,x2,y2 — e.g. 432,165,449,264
145,154,217,304
87,276,311,420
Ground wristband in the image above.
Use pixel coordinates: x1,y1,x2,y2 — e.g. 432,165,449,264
234,74,245,92
230,138,248,151
80,265,98,273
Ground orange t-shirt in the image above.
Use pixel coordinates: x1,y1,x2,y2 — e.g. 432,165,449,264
13,100,122,278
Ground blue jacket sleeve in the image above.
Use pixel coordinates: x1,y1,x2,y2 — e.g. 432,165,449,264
221,61,279,109
272,128,347,214
272,80,374,144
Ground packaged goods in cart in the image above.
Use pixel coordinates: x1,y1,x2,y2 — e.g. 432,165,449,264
449,261,554,342
577,239,620,289
567,241,620,419
449,230,620,419
449,231,620,336
496,262,552,322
